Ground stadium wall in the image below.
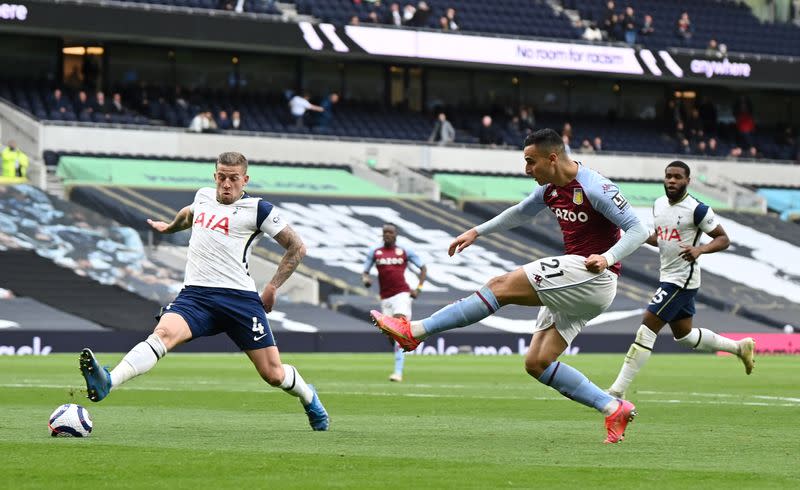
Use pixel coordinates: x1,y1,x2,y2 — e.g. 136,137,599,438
38,123,797,190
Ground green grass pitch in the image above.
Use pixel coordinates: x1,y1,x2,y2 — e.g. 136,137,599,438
1,353,798,488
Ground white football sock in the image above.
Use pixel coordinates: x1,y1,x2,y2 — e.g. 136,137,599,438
410,320,427,339
609,325,658,396
279,364,314,405
675,328,739,354
601,398,621,417
110,334,167,389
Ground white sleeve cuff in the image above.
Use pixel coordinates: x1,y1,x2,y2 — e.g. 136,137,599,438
601,251,617,268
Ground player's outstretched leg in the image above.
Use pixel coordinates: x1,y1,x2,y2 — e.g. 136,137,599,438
370,285,500,351
78,348,112,402
390,342,404,382
675,328,756,374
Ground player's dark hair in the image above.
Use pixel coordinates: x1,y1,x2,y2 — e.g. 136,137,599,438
383,222,398,232
666,160,691,177
217,151,248,172
523,128,564,153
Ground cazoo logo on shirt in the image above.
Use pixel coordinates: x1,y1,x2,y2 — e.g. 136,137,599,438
377,257,405,265
553,208,589,223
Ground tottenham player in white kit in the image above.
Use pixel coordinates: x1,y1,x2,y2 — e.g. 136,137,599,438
78,152,329,431
608,161,755,399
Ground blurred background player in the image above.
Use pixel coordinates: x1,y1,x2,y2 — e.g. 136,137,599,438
371,129,650,443
608,161,755,399
362,223,427,382
78,151,329,431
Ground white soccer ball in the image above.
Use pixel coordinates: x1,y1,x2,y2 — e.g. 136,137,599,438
48,403,93,437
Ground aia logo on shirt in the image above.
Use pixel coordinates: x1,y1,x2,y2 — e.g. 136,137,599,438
193,212,230,235
656,226,682,241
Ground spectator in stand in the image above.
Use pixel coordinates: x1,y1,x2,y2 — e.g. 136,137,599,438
48,88,69,114
94,91,111,120
707,137,719,156
562,134,572,155
218,110,232,130
734,95,755,148
188,111,213,133
640,14,655,37
445,7,459,30
1,140,29,178
366,11,380,24
428,112,456,145
602,1,617,34
75,90,93,117
410,1,431,27
593,136,604,152
676,11,693,45
677,138,692,154
622,6,638,45
289,92,324,129
686,108,704,142
349,15,360,25
439,16,451,31
695,140,708,156
384,2,403,26
747,146,761,159
403,4,416,24
582,22,603,41
477,115,500,146
562,122,573,140
110,93,126,115
579,138,595,153
231,110,242,130
729,146,743,159
705,38,723,58
317,93,340,130
698,96,717,135
517,108,535,133
674,120,687,142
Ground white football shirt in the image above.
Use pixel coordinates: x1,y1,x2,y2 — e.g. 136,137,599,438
184,187,287,291
653,193,720,289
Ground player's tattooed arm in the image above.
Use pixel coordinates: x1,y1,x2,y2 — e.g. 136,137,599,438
147,205,193,234
262,225,306,311
269,225,307,289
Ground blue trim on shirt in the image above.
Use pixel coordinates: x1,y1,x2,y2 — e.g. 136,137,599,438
256,199,274,229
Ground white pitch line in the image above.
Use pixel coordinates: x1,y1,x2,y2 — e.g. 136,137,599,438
638,390,800,404
3,383,798,408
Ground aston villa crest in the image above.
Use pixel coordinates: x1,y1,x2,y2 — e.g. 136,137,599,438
573,189,584,205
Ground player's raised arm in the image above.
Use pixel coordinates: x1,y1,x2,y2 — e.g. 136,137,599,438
147,205,193,234
261,225,306,312
583,180,649,272
450,187,547,256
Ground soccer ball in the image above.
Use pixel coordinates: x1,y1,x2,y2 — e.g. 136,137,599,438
48,403,93,437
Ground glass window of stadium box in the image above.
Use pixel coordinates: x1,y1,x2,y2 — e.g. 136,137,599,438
302,58,344,100
238,54,296,93
174,49,239,90
0,35,59,81
427,68,473,109
343,63,384,103
107,44,175,89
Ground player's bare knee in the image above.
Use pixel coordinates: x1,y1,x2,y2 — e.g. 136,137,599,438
524,357,550,378
152,325,174,349
262,364,284,387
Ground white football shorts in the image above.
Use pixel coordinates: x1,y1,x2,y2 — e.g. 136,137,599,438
522,254,617,344
380,291,412,318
